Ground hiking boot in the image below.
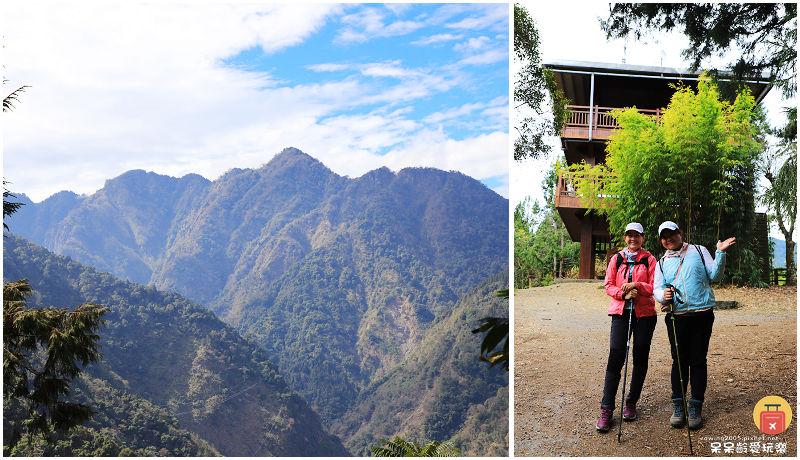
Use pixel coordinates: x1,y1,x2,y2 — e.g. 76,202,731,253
670,398,686,428
688,399,703,429
596,409,613,432
623,400,637,421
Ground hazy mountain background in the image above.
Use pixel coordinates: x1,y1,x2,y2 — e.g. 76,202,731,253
4,147,509,455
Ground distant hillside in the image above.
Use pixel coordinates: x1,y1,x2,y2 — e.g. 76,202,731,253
770,237,797,268
3,235,349,457
332,272,509,456
4,376,220,456
5,147,509,454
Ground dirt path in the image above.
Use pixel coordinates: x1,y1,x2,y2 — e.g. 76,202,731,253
514,282,797,457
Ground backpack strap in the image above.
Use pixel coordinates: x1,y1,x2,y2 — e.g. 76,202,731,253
615,251,649,275
694,244,711,281
615,252,624,273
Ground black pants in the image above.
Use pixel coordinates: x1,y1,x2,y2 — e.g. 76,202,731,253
601,309,657,410
665,309,715,402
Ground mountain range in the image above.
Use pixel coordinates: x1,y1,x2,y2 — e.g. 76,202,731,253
4,147,509,455
770,237,796,268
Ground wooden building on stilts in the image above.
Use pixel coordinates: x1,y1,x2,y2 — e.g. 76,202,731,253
544,60,773,280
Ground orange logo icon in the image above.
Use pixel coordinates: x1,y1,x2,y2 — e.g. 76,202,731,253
753,396,792,435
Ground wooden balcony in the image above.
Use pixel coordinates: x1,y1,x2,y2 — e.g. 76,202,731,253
554,171,617,209
555,171,617,256
563,105,662,140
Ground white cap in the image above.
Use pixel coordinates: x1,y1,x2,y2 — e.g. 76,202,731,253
658,221,680,236
624,222,644,235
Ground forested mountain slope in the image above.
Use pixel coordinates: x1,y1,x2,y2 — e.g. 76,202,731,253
6,147,509,453
3,235,349,457
332,272,509,456
4,376,220,456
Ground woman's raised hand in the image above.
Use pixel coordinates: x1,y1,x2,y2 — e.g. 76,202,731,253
717,237,736,252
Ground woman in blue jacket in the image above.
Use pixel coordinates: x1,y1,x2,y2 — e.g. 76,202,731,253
653,221,736,430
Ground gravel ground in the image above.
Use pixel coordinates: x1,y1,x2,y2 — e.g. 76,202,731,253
513,283,797,457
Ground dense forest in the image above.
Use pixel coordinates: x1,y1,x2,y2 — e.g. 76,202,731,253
5,148,509,455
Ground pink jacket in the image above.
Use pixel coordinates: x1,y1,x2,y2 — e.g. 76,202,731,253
604,249,657,317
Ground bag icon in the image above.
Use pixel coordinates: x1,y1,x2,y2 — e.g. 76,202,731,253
760,404,786,435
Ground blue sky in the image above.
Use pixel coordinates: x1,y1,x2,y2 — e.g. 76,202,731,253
3,3,509,202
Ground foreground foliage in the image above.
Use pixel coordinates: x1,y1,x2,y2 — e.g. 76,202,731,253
371,436,460,457
3,280,107,452
600,3,797,99
514,4,569,161
472,288,509,372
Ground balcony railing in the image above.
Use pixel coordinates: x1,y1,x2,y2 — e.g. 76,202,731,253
563,105,662,140
555,171,617,209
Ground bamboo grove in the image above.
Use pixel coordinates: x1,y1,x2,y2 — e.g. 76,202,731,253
567,75,765,285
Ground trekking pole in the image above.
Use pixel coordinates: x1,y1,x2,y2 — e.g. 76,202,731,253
617,264,634,443
667,287,694,456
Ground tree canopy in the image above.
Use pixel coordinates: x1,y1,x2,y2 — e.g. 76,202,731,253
760,107,797,284
568,76,764,284
514,4,569,161
600,3,797,99
3,280,108,451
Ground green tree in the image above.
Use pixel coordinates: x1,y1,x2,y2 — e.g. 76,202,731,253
760,107,797,285
568,76,764,284
514,4,570,161
600,3,797,98
514,161,580,288
3,280,108,452
3,74,29,232
370,436,460,457
3,179,24,232
3,77,30,113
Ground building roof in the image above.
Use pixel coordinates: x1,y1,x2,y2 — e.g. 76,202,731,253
544,59,773,107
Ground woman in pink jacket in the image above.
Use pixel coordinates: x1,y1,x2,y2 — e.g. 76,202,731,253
596,223,658,432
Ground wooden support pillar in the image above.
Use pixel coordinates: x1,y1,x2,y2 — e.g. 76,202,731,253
605,246,616,272
579,218,594,279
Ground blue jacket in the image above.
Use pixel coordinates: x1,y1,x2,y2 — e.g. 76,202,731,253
654,244,727,312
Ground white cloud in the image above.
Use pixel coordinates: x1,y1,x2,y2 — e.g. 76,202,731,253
4,3,508,203
359,61,415,78
307,63,352,72
445,4,509,32
383,129,508,177
458,49,509,66
424,102,485,124
454,36,492,53
384,3,414,16
411,33,464,46
334,6,424,45
422,96,509,128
